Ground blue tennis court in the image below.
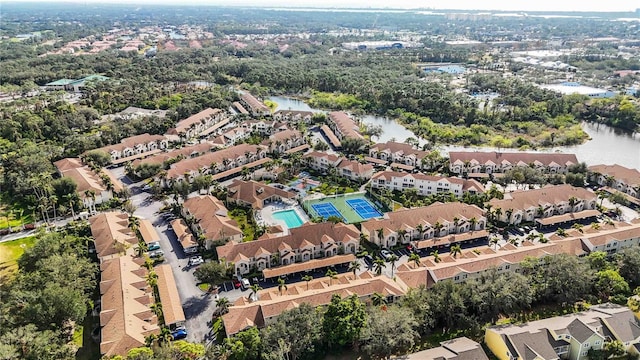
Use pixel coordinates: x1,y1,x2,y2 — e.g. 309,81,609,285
311,203,346,221
346,198,383,220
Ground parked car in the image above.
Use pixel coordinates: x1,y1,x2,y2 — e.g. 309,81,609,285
363,255,374,265
142,184,152,191
233,279,242,289
171,328,188,340
241,278,251,290
148,242,161,251
188,256,204,266
380,249,392,261
149,250,164,258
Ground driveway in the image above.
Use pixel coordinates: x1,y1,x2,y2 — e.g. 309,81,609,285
110,168,229,343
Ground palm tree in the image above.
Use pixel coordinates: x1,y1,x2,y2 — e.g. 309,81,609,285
150,302,163,318
397,229,408,244
134,240,147,257
215,297,231,315
450,244,462,258
568,196,578,212
415,223,425,240
590,222,601,230
249,284,262,302
433,222,444,237
469,217,478,230
348,260,361,280
146,270,158,288
376,228,385,245
595,189,608,206
556,228,568,237
430,250,441,263
489,237,500,250
325,269,338,286
409,253,421,267
373,257,386,276
371,292,387,307
572,223,584,233
302,275,313,291
159,327,173,343
388,254,399,277
277,278,288,295
129,215,140,233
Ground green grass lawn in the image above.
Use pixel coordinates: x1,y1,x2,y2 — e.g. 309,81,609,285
228,207,257,242
0,196,34,230
0,236,36,281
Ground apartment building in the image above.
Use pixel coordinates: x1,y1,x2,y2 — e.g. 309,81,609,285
370,171,484,198
166,108,228,139
227,180,297,210
182,195,243,248
304,151,374,181
488,184,598,225
216,222,360,276
327,111,363,141
86,133,169,164
240,93,270,117
449,151,579,175
588,164,640,198
361,202,487,249
368,141,430,169
261,129,305,154
54,158,124,210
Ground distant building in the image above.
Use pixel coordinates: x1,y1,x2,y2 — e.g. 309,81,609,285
540,82,615,98
44,74,109,92
341,41,422,51
448,151,579,175
406,337,489,360
423,64,467,74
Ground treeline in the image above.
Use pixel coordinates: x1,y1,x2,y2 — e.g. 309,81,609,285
0,229,98,360
207,249,640,360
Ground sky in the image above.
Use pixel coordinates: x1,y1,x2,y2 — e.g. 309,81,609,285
6,0,640,12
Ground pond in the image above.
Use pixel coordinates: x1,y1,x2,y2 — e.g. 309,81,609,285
268,96,639,169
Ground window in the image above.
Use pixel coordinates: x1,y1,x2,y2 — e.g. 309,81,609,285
454,276,460,281
582,351,588,356
584,343,590,348
595,340,601,346
505,264,511,270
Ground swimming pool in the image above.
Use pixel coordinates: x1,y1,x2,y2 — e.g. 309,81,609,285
272,209,304,228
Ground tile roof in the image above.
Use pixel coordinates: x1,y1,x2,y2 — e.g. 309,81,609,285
89,212,139,260
241,93,269,112
171,218,197,250
99,253,159,357
361,202,485,235
371,171,484,192
406,337,490,360
338,158,373,174
319,125,342,148
53,157,84,172
535,209,600,226
449,151,578,168
216,222,359,262
92,133,167,154
166,143,265,179
155,265,185,326
183,195,242,241
489,184,597,211
263,254,356,279
328,111,363,139
210,157,272,181
262,129,301,144
131,142,215,168
370,141,429,159
304,150,341,163
588,164,640,187
170,108,223,134
227,180,297,209
137,219,160,245
223,273,407,335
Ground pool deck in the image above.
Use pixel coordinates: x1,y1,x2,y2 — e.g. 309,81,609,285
258,200,310,234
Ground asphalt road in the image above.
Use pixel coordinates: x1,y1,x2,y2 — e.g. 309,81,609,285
111,167,244,344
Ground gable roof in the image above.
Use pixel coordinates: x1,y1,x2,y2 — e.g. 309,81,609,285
169,108,223,135
328,111,363,139
372,171,484,192
370,141,429,159
489,184,596,211
449,151,578,168
131,142,215,168
588,164,640,187
182,195,242,241
241,93,269,113
166,144,265,179
216,222,360,262
89,212,138,260
155,265,185,326
227,180,297,209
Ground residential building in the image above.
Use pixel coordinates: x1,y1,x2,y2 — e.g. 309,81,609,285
361,202,487,249
273,110,314,123
86,133,169,164
155,265,186,331
240,93,270,117
319,124,342,149
370,171,484,198
99,252,159,357
171,218,198,254
488,185,598,225
240,119,288,135
369,141,430,169
227,180,297,209
131,142,216,170
166,108,228,139
588,164,640,198
216,222,360,276
337,158,374,181
222,272,407,336
406,337,489,360
54,158,124,210
485,303,640,360
327,111,363,140
211,127,251,147
304,151,374,181
261,129,304,154
44,74,109,92
137,219,160,245
162,144,267,185
89,212,139,261
233,101,249,115
182,195,243,248
449,151,579,175
395,221,640,288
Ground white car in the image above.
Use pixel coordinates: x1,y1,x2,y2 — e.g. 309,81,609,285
188,256,204,266
241,278,251,290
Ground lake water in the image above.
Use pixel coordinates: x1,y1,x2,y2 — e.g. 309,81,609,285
268,96,640,169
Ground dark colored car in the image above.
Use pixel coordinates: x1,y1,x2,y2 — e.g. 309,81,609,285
171,328,187,340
